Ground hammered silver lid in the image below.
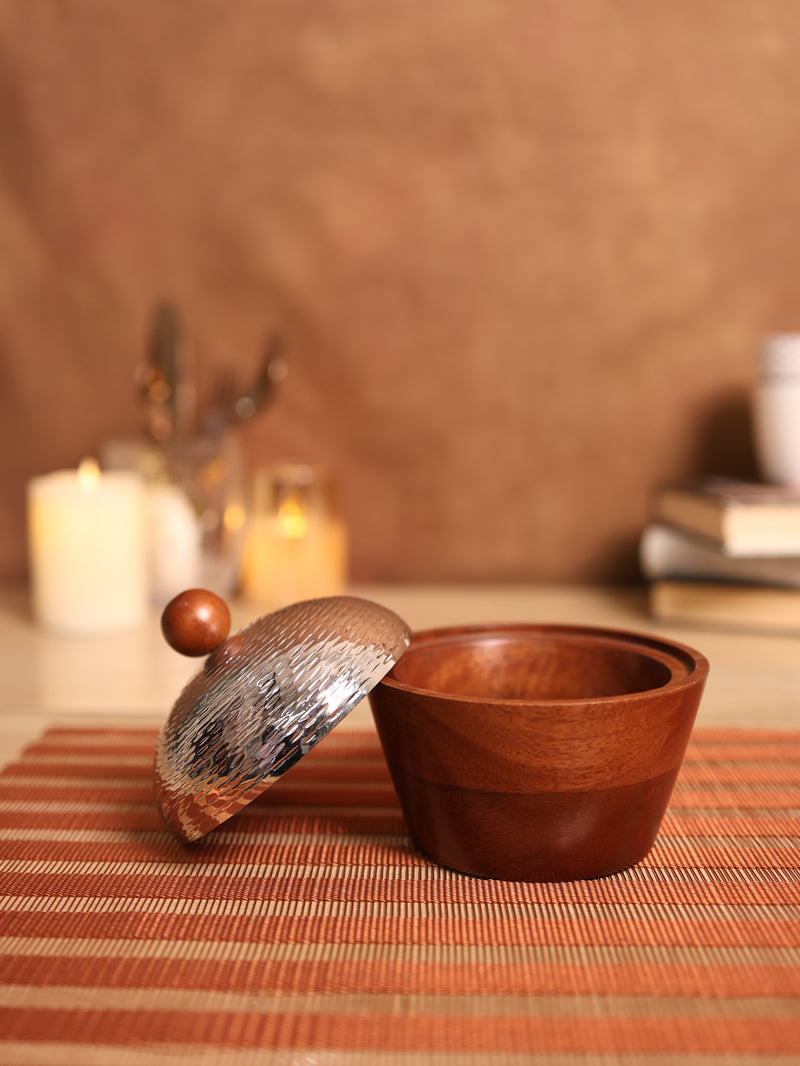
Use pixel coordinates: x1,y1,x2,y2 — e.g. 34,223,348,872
154,595,411,841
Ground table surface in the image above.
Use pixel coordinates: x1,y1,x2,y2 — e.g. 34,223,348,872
2,582,799,1064
1,581,798,760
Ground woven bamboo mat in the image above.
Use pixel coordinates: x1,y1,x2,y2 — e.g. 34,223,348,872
0,725,799,1065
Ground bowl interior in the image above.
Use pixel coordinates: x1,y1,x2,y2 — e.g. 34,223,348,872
388,628,679,702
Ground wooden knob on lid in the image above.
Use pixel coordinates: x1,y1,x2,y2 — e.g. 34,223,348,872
161,589,231,657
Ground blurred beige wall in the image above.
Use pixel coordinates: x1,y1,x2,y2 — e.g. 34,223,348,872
2,1,795,584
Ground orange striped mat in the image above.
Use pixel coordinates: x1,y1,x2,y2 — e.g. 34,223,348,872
1,725,799,1064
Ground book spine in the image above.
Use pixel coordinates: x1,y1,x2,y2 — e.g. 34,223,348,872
639,524,800,589
649,579,800,635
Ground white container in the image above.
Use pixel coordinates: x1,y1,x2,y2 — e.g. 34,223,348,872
27,460,148,634
753,334,800,486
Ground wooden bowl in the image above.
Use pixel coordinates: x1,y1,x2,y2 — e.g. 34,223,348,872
369,623,709,882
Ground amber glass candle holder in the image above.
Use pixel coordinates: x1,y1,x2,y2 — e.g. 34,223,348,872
240,462,348,609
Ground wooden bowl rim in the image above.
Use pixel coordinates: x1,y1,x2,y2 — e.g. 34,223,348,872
381,622,709,706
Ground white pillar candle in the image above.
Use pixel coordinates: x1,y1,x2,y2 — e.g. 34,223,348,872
27,459,148,634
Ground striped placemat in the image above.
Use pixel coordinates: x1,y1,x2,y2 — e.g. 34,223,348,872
1,725,799,1065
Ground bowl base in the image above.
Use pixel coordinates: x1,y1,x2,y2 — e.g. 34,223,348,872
389,765,681,882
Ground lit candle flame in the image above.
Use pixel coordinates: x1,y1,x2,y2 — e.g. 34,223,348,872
224,502,247,533
278,496,308,538
77,458,101,490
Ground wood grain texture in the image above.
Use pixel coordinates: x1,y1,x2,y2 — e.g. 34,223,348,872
369,623,709,880
2,3,796,582
160,588,231,657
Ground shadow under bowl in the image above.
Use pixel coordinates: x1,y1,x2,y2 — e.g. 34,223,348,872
368,623,709,882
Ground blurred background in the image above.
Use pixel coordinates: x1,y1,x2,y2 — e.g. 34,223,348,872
2,1,797,587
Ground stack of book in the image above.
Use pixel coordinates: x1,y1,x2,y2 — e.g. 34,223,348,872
640,477,800,634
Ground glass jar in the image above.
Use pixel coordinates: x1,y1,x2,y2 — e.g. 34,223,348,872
240,462,348,609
